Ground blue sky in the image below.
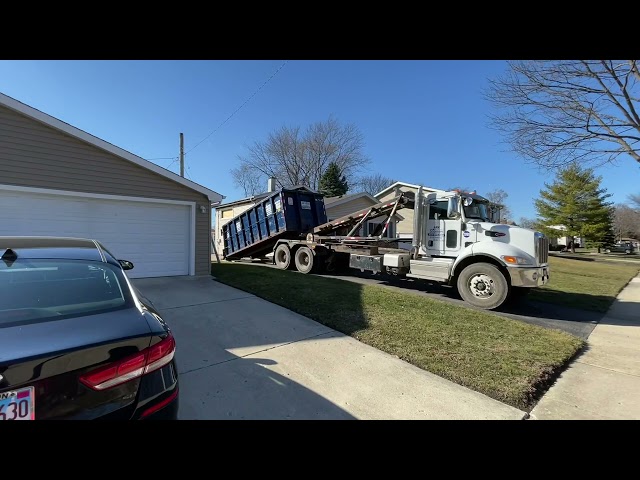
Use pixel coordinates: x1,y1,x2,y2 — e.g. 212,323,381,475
0,60,637,220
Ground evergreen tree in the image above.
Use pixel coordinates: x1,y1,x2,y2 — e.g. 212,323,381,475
319,162,348,197
535,164,613,253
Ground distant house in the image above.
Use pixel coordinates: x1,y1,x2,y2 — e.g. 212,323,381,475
324,192,403,238
375,181,445,246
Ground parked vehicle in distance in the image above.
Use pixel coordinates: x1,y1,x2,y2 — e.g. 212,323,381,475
0,237,178,420
604,242,635,254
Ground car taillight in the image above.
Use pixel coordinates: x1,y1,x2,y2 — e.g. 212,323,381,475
79,334,176,391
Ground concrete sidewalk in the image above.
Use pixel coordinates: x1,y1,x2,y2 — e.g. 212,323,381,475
531,275,640,420
134,276,526,420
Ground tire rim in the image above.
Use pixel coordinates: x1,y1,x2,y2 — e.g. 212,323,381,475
469,273,495,298
276,249,288,264
299,250,311,268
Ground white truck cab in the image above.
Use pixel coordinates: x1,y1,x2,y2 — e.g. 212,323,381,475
402,187,550,309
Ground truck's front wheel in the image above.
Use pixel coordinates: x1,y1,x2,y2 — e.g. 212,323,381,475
457,263,509,310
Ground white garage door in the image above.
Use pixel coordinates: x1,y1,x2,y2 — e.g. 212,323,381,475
0,188,192,278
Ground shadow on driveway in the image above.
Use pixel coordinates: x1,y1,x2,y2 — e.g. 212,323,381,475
134,275,526,420
134,276,355,420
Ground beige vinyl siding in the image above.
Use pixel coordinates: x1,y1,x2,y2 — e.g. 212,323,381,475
326,197,384,237
325,197,376,220
0,105,212,276
377,188,416,237
214,202,256,255
377,185,446,239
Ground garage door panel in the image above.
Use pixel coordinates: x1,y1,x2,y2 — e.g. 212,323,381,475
0,189,191,278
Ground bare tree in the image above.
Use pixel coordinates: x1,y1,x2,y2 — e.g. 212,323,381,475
613,204,640,239
355,173,396,196
232,116,369,191
230,163,263,197
629,193,640,209
487,60,640,169
518,217,537,229
484,189,512,221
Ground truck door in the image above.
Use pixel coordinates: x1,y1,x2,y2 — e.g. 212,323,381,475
425,198,462,257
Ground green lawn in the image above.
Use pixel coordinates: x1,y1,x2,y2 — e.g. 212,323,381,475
530,256,640,312
211,262,583,410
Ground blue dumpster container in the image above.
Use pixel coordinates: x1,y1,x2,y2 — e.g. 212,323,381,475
222,187,327,259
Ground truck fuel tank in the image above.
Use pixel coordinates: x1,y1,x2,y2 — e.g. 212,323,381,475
382,253,411,268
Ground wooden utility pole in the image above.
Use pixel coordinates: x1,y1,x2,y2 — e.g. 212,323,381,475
179,133,184,177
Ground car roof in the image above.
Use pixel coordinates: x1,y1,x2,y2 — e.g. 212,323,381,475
0,236,119,266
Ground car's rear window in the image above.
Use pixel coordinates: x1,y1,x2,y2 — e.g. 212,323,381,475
0,259,133,326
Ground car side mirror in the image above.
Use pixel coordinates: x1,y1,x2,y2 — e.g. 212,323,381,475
447,196,460,219
119,259,134,270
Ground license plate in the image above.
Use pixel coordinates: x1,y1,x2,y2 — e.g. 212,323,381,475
0,387,35,420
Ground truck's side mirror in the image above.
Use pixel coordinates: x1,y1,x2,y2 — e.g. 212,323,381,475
447,196,460,219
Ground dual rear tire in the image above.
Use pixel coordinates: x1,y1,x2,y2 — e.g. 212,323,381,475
274,244,317,274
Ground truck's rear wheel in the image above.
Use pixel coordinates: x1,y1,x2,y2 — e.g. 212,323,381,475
294,246,315,274
274,244,291,270
457,263,509,310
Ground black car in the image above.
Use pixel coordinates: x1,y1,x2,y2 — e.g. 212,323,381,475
0,237,178,420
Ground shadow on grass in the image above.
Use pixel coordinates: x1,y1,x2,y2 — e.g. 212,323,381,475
331,268,606,324
237,260,610,340
526,289,613,314
549,253,597,262
550,252,640,265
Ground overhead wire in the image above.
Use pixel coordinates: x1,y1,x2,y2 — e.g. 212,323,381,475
184,60,289,156
142,61,289,176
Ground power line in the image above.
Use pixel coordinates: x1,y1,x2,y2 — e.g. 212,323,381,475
185,60,289,156
146,156,176,161
164,158,179,171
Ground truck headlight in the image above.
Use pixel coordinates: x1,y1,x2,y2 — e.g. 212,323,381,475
501,255,532,265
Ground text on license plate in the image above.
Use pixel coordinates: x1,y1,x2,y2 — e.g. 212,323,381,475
0,387,35,420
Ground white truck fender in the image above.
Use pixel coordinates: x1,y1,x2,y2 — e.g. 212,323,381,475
452,242,537,276
471,242,536,265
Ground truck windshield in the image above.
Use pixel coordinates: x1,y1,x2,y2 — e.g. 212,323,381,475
463,201,491,222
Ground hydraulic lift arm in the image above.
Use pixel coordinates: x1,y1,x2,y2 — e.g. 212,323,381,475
312,193,415,238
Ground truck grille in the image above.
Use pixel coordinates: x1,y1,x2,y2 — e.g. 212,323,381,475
537,235,549,264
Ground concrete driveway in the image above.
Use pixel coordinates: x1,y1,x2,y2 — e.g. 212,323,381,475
133,276,526,420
